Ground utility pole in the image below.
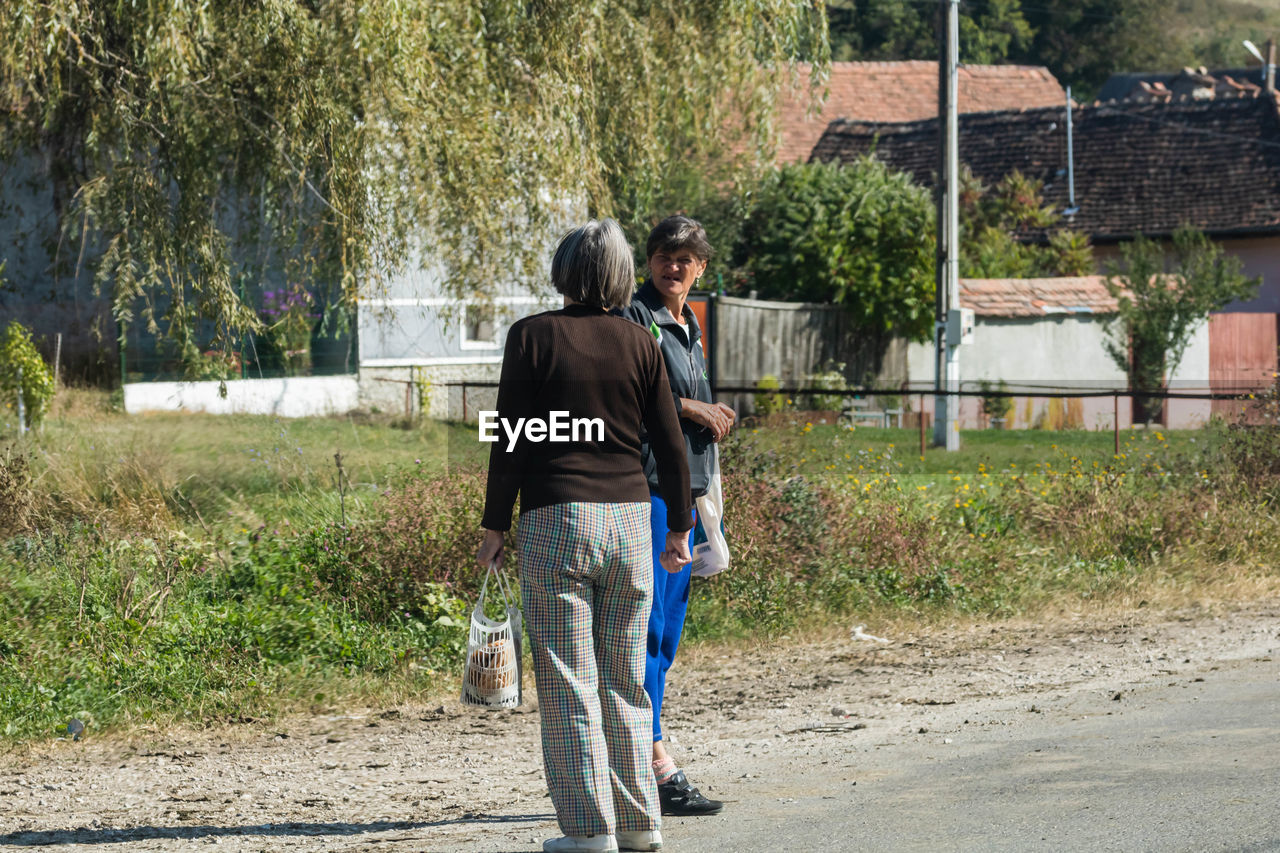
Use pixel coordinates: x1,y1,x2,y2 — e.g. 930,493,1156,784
933,0,961,450
1267,39,1276,93
1064,86,1078,216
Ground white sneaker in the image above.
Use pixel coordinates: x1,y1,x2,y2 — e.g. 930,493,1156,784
542,835,619,853
617,829,663,851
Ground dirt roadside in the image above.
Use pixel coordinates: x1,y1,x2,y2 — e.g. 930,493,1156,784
3,599,1278,851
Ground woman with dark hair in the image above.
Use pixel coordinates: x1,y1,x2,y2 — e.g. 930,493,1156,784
478,218,692,853
616,215,735,818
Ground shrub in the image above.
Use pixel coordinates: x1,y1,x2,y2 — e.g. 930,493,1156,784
0,523,469,740
0,321,56,429
290,465,492,622
734,158,934,342
0,446,32,536
1210,374,1280,499
979,379,1013,422
754,375,786,416
803,362,848,412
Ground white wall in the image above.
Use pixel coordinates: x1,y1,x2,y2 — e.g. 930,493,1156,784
906,314,1211,429
124,376,359,417
1165,314,1213,427
908,314,1124,386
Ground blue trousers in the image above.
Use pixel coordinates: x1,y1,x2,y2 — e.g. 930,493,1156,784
645,493,695,743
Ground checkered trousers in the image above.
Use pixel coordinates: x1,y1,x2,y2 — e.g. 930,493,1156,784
518,502,661,837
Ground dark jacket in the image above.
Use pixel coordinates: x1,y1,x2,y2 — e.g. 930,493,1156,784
480,304,692,533
615,281,714,498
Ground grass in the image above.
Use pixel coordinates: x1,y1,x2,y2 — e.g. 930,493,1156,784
27,388,485,536
1,388,1276,741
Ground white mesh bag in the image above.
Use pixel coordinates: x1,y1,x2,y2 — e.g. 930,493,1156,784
460,561,522,709
692,444,730,578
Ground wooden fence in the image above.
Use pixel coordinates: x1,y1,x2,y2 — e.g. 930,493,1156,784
712,295,906,414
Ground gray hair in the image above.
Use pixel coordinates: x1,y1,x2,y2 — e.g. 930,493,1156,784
551,218,635,310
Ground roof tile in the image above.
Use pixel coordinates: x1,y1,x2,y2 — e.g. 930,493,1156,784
810,93,1280,239
960,276,1120,317
776,61,1066,164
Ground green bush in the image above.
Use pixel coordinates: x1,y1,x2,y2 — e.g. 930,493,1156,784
734,158,935,342
979,379,1013,421
803,363,848,412
0,524,468,741
1200,374,1280,501
0,321,56,429
754,375,786,416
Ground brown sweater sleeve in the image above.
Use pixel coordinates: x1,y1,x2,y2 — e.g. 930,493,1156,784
642,345,694,533
481,323,533,531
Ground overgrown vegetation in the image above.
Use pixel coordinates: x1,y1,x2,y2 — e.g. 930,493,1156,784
2,393,1278,741
688,399,1280,637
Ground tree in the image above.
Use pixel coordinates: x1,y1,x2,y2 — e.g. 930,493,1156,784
827,0,1032,64
0,1,828,358
826,0,1274,102
1021,0,1171,98
960,169,1092,279
1104,227,1260,424
733,158,935,342
0,321,56,429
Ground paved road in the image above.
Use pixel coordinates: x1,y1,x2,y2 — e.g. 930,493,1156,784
459,655,1280,853
664,655,1280,853
4,610,1276,853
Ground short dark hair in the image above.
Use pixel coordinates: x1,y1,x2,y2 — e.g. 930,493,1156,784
550,218,635,310
645,215,713,262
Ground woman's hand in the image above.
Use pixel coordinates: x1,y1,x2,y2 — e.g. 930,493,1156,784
477,528,505,569
681,399,737,442
659,530,692,573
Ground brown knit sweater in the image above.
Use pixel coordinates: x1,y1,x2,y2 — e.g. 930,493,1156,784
480,303,692,533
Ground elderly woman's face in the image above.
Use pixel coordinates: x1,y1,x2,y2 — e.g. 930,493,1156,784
648,247,707,305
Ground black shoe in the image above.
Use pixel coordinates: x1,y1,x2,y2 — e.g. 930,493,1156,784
657,770,723,816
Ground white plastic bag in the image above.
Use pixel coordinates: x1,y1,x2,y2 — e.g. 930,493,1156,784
691,444,730,578
460,561,522,709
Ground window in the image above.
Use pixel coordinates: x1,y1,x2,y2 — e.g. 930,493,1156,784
460,303,500,350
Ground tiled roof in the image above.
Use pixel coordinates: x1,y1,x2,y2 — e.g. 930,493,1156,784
1096,67,1262,102
810,93,1280,240
776,61,1066,164
960,276,1119,317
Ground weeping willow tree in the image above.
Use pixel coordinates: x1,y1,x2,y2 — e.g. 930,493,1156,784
0,1,828,357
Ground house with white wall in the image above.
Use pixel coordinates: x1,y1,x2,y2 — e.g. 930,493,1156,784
903,277,1211,430
812,92,1280,427
356,261,560,421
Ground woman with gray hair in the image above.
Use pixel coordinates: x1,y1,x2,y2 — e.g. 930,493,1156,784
478,218,693,853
